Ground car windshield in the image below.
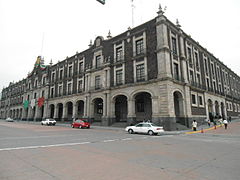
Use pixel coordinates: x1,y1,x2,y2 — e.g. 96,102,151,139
75,120,85,123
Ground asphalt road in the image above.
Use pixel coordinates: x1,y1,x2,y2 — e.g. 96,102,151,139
0,120,240,180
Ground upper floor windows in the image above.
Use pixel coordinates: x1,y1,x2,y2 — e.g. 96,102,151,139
136,39,144,56
78,79,83,93
79,61,84,73
51,71,56,82
171,36,178,59
59,68,63,80
187,47,193,68
194,51,200,72
95,75,101,89
116,69,123,85
95,55,101,68
68,65,73,77
116,46,123,62
136,63,145,82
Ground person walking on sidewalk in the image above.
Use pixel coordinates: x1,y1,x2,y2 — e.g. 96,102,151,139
192,120,197,131
223,119,228,129
206,118,211,127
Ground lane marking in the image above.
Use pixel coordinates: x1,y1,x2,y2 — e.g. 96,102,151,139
0,135,171,151
0,142,91,151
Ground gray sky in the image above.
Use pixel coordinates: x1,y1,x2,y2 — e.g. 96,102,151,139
0,0,240,91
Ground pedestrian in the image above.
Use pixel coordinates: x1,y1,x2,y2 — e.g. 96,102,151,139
223,119,228,129
213,120,217,129
192,120,197,131
207,119,211,127
228,116,231,122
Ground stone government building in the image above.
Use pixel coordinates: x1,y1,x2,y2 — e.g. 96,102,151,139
1,7,240,130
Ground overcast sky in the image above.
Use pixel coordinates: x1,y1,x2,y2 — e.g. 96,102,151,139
0,0,240,92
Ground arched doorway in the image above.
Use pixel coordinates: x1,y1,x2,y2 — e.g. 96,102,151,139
93,98,103,122
215,101,219,118
221,102,225,119
134,92,152,122
66,102,73,121
173,91,184,117
49,104,55,118
76,100,84,118
115,95,128,122
57,103,63,121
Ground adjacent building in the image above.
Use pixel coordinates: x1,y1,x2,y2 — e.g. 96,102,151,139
1,6,240,130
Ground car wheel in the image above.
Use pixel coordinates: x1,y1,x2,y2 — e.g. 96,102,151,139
148,130,154,136
41,123,43,125
78,126,81,129
71,125,74,128
128,129,134,134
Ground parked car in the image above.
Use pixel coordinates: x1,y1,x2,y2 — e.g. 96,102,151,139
5,117,14,122
41,118,56,126
71,119,90,129
125,122,164,135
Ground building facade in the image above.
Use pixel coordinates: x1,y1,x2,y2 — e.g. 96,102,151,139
1,7,240,130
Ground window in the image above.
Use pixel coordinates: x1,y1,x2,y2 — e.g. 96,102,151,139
34,93,37,99
197,74,201,85
50,87,54,98
136,39,144,55
78,80,83,92
204,58,208,76
52,72,55,82
96,55,101,68
67,83,72,95
95,75,101,89
206,78,210,90
198,95,203,106
195,52,200,71
187,47,193,68
79,62,84,73
173,63,179,80
211,63,215,79
116,47,123,62
59,69,63,80
191,94,197,106
171,37,177,58
116,69,123,85
68,66,73,77
58,85,62,96
97,102,103,114
136,64,145,82
42,76,46,85
42,90,45,97
190,70,194,83
35,79,38,87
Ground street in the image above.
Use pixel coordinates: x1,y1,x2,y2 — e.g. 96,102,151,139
0,120,240,180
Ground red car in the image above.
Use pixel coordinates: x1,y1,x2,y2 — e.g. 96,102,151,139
71,119,90,129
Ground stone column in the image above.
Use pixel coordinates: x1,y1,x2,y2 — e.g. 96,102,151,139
62,104,67,121
43,105,48,119
53,105,58,119
34,107,41,121
127,98,136,125
156,14,172,79
72,103,77,120
179,33,189,84
151,96,160,117
84,96,88,117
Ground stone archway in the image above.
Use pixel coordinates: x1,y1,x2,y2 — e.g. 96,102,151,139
173,91,184,117
208,99,214,121
93,98,103,122
221,102,225,119
76,100,84,119
134,92,152,122
49,104,55,118
57,103,63,121
114,95,128,122
66,102,73,121
215,101,220,118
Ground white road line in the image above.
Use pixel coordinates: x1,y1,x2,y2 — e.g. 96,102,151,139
103,139,118,143
0,142,91,151
121,138,133,141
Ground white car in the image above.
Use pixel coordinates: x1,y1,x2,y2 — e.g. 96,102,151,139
41,118,56,126
125,122,164,135
5,117,14,122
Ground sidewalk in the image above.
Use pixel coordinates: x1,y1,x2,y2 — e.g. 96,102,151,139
2,118,240,135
